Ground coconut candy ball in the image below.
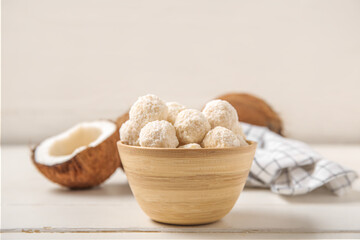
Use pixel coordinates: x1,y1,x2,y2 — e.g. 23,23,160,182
202,99,239,131
233,121,247,139
166,102,186,124
120,120,142,146
174,109,211,145
237,135,248,146
139,120,179,148
129,94,168,127
232,122,248,146
178,143,202,149
201,126,242,148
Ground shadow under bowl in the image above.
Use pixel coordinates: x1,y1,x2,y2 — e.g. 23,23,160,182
117,141,257,226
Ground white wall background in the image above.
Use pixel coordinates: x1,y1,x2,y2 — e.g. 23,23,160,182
2,0,360,144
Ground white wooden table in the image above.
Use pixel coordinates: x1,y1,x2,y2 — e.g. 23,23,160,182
1,145,360,239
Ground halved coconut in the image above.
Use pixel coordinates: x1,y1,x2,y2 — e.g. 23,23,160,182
115,112,129,129
115,112,129,169
32,120,121,189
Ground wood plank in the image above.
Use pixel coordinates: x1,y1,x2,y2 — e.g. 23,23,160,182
1,145,360,234
2,232,360,240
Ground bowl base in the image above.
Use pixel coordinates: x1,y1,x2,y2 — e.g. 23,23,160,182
152,218,220,226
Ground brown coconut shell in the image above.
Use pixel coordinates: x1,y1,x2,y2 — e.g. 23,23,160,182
115,112,129,169
217,93,283,135
31,123,121,189
115,112,129,129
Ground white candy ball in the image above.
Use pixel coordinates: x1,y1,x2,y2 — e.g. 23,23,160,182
129,94,168,127
166,102,186,124
120,120,141,146
232,122,245,137
174,109,211,144
232,122,248,146
139,120,179,148
178,143,202,149
202,126,243,148
202,100,239,130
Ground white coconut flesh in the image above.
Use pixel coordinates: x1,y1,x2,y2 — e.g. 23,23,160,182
35,121,116,166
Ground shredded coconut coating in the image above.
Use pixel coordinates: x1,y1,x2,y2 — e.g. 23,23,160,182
166,102,186,124
139,120,179,148
174,109,211,144
202,99,239,130
237,135,248,146
178,143,202,149
129,94,168,127
233,122,246,138
120,120,141,146
201,126,241,148
232,122,248,146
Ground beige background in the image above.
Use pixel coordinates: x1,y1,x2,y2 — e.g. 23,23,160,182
2,0,360,144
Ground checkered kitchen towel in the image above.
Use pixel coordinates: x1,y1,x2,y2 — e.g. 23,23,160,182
242,123,358,195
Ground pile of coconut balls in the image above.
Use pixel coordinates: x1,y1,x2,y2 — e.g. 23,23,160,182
120,94,249,148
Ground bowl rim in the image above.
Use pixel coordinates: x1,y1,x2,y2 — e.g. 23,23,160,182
117,140,257,153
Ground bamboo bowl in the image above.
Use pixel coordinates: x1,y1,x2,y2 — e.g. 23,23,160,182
117,141,257,225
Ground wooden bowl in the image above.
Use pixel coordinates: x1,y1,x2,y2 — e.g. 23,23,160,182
117,141,257,225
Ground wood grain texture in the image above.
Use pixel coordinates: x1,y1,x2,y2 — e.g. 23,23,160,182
117,141,257,225
2,144,360,239
2,232,360,240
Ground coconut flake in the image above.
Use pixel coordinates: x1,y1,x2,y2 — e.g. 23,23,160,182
35,120,116,166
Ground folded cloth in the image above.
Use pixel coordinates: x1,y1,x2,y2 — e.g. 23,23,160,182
241,122,358,196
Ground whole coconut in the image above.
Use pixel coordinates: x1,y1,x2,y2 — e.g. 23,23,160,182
216,93,283,135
